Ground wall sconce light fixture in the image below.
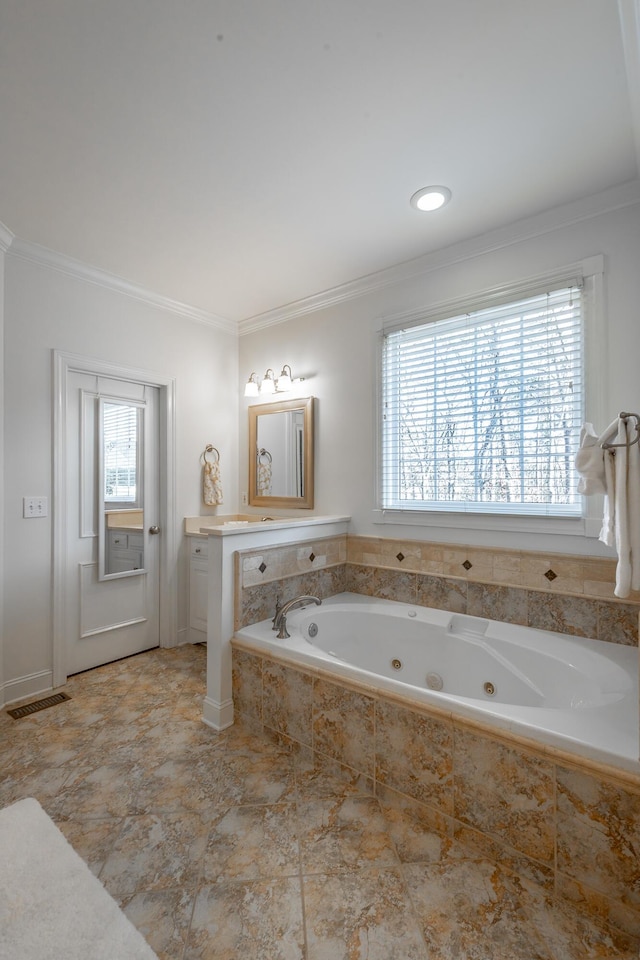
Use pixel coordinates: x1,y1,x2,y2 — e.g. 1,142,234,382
243,372,260,397
243,364,305,397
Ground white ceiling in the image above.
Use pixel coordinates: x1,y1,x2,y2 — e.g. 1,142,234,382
1,0,638,325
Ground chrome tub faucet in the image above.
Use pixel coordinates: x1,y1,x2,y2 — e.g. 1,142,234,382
273,595,322,639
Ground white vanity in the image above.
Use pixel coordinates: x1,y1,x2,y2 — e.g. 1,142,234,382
185,514,350,729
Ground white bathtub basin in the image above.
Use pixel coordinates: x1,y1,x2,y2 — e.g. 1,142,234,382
235,592,639,772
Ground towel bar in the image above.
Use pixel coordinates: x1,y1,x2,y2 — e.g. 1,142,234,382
601,412,640,450
201,444,220,464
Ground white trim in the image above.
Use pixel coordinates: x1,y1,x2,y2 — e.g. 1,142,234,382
79,389,98,538
53,351,177,687
0,237,5,704
372,509,589,537
238,182,640,334
202,696,234,731
581,260,609,539
618,0,640,169
379,259,596,334
81,618,148,639
374,256,606,539
9,237,237,334
2,670,54,707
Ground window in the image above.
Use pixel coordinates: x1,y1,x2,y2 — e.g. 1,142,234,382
381,283,584,518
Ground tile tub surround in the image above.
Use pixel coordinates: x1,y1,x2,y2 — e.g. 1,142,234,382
4,646,638,959
232,642,640,946
234,534,348,629
234,534,640,646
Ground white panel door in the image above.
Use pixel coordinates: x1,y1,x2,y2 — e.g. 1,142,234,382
65,372,160,674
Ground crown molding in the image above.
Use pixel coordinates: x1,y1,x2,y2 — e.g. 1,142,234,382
238,179,640,335
7,237,238,334
0,220,15,254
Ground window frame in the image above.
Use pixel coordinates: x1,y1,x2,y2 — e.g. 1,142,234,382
374,256,606,538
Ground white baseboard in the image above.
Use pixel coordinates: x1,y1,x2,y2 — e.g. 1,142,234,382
2,670,54,707
202,695,234,730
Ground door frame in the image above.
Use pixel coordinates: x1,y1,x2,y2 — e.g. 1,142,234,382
52,350,177,687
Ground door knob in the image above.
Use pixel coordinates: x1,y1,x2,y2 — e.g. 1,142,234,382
148,525,160,535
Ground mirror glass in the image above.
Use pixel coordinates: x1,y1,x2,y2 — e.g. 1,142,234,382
248,397,314,508
98,398,146,579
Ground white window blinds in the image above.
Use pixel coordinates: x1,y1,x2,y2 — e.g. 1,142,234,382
381,285,584,516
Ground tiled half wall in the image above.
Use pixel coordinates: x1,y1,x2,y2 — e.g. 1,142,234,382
232,532,640,944
235,534,640,647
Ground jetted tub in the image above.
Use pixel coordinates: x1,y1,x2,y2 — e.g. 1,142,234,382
235,592,639,772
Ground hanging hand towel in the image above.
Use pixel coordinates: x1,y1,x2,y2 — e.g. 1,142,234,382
574,422,606,495
203,459,223,506
597,417,640,598
256,449,272,496
257,460,272,496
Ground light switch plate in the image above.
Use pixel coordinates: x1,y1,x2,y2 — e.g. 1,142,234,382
23,496,48,518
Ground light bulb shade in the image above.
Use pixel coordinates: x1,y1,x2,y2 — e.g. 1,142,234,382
244,373,259,397
260,369,275,395
276,366,292,391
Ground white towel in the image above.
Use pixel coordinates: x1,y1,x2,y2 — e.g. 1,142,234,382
597,417,640,598
599,442,615,549
574,422,606,495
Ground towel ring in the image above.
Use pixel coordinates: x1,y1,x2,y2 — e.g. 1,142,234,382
601,412,640,450
201,444,220,465
258,447,272,464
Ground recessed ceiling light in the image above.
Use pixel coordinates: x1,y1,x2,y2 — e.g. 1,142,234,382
410,185,452,212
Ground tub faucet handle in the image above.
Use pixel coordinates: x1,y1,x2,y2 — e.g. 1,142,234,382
271,596,282,631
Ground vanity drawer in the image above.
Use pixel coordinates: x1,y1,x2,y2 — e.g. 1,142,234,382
190,537,208,560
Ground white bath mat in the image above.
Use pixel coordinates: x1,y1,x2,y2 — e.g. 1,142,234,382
0,797,158,960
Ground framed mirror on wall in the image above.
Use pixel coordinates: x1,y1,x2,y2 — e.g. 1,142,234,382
248,397,314,508
98,397,146,579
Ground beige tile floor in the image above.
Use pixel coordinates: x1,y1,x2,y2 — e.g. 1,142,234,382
1,644,638,960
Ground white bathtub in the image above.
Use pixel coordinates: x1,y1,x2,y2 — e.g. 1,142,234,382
235,592,639,773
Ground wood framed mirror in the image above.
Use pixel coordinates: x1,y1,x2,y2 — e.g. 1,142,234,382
248,397,314,508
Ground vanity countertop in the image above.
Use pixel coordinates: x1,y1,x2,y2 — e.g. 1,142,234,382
184,514,350,537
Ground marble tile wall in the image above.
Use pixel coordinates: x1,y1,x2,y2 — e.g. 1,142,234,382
347,536,629,599
234,536,347,630
234,534,640,645
345,565,639,646
232,643,640,943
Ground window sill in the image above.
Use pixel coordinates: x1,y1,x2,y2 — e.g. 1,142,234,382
372,508,598,538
